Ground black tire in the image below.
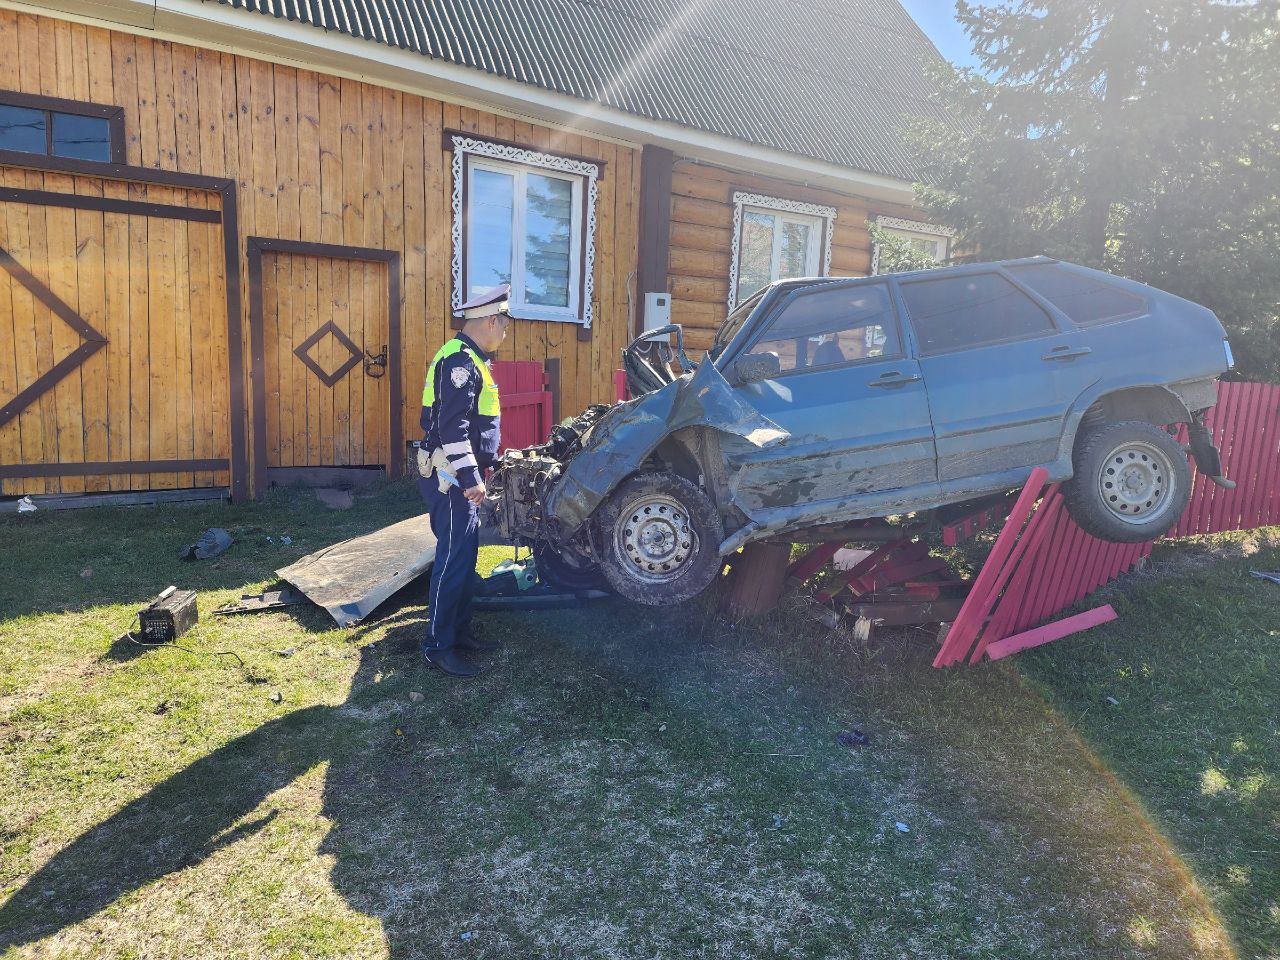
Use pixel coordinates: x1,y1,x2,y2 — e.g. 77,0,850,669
1063,420,1192,543
596,472,724,605
532,539,606,592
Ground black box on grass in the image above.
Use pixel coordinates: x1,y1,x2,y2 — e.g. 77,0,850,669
139,586,199,643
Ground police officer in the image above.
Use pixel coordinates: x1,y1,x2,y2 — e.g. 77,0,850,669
418,284,511,676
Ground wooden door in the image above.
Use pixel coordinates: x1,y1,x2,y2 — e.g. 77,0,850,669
0,170,232,496
252,241,401,484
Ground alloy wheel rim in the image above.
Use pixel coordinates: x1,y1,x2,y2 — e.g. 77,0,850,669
1096,440,1177,525
616,494,697,583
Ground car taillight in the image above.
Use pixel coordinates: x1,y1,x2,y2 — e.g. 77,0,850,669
1224,338,1235,370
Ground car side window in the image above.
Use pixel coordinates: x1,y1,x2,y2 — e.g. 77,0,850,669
900,272,1055,355
748,283,900,374
1005,263,1147,326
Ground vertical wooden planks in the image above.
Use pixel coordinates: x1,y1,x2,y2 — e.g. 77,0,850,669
400,92,427,450
274,65,301,468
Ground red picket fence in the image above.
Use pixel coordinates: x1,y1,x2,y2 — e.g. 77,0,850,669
492,360,554,453
936,380,1280,666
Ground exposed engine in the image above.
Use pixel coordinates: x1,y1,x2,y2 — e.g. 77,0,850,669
484,403,613,547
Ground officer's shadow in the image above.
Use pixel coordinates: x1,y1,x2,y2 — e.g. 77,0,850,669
0,615,483,956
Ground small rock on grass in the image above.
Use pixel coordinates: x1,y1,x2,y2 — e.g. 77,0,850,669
409,691,424,703
270,690,283,704
315,488,355,510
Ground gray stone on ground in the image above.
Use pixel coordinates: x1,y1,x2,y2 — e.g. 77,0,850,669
315,488,355,510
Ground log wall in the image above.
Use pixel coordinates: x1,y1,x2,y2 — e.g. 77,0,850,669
665,159,926,352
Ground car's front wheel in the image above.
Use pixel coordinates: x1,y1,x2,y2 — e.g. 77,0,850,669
1063,420,1192,543
596,472,724,605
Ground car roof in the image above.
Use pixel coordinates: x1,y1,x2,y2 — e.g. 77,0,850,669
774,255,1062,290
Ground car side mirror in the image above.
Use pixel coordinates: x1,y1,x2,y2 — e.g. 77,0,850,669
734,352,780,384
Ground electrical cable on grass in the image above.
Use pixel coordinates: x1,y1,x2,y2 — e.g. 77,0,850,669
117,615,245,667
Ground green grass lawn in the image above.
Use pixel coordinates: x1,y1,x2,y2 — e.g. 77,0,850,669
0,482,1275,959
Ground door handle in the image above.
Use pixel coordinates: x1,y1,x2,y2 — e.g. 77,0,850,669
1042,345,1092,361
869,370,922,388
364,345,388,378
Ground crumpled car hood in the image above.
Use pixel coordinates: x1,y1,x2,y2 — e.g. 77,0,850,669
546,359,789,535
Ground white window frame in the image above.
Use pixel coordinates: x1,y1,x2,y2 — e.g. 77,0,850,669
727,191,836,311
870,215,954,275
450,135,599,327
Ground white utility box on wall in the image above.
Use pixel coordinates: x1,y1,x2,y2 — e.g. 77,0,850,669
643,292,672,332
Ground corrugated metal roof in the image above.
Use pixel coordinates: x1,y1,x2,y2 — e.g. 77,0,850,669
214,0,955,182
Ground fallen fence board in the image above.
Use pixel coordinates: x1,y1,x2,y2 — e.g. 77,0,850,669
276,514,435,626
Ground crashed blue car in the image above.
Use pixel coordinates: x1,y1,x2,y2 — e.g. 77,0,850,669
489,257,1234,604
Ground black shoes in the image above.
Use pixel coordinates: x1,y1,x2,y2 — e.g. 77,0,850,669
421,648,484,677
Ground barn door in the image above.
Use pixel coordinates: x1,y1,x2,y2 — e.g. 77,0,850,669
247,239,402,494
0,169,233,497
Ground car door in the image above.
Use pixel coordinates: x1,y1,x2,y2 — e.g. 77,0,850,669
720,279,939,519
898,269,1098,494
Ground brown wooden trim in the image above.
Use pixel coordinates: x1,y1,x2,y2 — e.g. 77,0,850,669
251,237,398,262
293,319,365,387
220,182,249,503
0,245,105,343
0,148,233,191
0,341,105,429
0,244,108,429
0,185,219,221
0,89,126,164
387,263,403,479
246,237,404,497
0,458,229,479
441,129,607,176
637,145,674,338
0,151,249,503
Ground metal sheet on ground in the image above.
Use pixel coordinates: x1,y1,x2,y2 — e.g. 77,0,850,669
276,514,435,626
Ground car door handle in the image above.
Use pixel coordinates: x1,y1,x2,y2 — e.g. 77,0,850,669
869,371,922,388
1042,345,1092,361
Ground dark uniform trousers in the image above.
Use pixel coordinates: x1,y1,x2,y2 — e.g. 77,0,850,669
420,479,480,653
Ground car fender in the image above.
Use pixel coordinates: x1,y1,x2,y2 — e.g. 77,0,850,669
546,360,789,536
1055,378,1193,464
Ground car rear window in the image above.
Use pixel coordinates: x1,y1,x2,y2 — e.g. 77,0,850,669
1006,263,1147,326
899,272,1054,355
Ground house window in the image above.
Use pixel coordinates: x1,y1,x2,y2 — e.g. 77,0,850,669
870,216,953,274
0,90,125,164
728,192,836,311
450,135,600,327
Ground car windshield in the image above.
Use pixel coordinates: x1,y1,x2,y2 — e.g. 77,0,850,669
711,290,766,357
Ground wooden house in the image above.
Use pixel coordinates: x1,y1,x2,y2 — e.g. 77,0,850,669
0,0,955,503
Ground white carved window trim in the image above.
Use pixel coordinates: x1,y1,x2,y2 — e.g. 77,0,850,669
450,135,600,327
727,191,837,311
870,215,954,275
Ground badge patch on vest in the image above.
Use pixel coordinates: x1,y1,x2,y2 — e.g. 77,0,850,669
451,367,470,389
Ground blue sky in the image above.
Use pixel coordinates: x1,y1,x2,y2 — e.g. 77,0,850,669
898,0,981,69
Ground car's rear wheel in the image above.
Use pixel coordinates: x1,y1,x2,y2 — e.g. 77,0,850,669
597,472,724,605
1063,420,1191,543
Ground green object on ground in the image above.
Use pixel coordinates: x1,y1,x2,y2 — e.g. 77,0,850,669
490,556,538,591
